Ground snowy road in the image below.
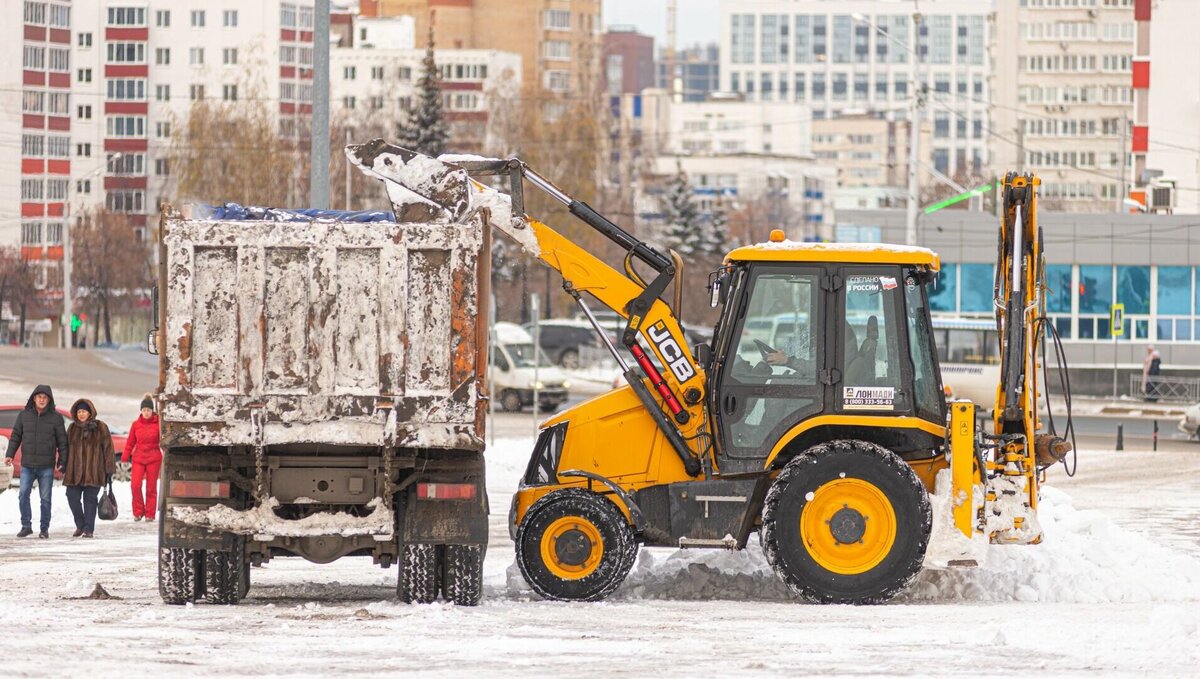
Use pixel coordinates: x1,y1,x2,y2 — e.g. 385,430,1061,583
2,430,1198,677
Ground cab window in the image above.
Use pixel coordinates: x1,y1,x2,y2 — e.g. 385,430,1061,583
840,271,907,412
905,272,943,419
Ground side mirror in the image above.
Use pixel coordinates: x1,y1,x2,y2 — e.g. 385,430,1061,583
708,269,729,308
146,329,158,355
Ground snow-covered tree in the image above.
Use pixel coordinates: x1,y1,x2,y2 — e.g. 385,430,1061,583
397,26,449,156
660,160,702,255
703,198,729,255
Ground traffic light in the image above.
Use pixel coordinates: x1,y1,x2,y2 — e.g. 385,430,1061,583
70,314,81,332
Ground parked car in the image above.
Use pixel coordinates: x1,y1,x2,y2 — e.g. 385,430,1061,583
1178,402,1200,440
0,404,128,483
0,435,10,493
524,319,605,369
492,323,571,413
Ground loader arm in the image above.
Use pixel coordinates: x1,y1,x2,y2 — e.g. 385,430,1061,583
347,140,708,475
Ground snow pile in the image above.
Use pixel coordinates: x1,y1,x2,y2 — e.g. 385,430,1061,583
170,498,393,539
615,545,795,602
923,469,988,569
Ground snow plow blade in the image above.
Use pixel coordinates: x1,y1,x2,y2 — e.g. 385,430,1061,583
345,139,473,223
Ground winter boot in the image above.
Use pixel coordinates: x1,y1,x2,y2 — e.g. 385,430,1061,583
73,528,84,538
17,526,32,538
38,530,49,539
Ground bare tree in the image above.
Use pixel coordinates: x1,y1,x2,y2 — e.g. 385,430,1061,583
0,248,39,346
71,209,153,346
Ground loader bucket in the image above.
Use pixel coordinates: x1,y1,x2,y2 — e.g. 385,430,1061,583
345,139,473,223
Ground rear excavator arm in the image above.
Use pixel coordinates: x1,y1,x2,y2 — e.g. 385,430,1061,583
347,140,706,476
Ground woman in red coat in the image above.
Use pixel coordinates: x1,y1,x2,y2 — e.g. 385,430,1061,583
122,396,162,521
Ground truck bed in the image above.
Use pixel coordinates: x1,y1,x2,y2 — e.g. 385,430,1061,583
157,207,489,451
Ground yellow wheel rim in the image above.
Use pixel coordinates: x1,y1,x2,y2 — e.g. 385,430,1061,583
799,478,897,575
540,515,604,580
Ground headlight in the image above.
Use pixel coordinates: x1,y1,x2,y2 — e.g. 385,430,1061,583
561,380,571,389
529,381,545,390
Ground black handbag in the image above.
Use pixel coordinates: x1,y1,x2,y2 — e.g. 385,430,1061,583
98,479,119,521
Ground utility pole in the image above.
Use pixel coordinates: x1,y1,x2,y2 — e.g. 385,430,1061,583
344,127,352,210
310,0,331,209
1116,111,1128,212
62,211,72,349
905,11,923,246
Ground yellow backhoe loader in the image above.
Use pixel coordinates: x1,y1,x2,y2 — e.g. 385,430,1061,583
349,141,1074,604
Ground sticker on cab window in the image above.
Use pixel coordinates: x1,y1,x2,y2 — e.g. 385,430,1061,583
843,386,896,410
880,276,898,291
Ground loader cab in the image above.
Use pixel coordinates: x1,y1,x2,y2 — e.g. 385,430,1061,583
708,241,946,474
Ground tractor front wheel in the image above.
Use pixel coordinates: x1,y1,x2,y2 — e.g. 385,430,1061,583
762,439,931,604
515,489,637,602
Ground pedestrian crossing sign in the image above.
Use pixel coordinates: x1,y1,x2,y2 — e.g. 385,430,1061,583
1111,303,1124,336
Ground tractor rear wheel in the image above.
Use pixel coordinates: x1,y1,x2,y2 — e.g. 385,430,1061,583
762,439,931,604
398,543,440,604
515,489,637,602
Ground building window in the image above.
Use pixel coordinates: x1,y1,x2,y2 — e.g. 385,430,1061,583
77,68,92,83
190,84,205,101
106,43,145,63
156,121,171,138
281,4,296,28
106,79,146,100
76,143,91,157
78,33,93,47
1116,266,1151,315
156,48,170,65
156,84,170,101
831,73,847,101
794,72,806,101
928,264,957,312
21,135,44,157
24,45,45,69
21,179,44,201
106,116,146,137
190,48,204,65
223,10,238,27
854,73,868,100
344,65,356,79
156,10,170,27
46,179,68,201
371,65,384,80
106,190,145,213
544,9,570,30
223,84,237,101
343,96,356,109
76,180,91,194
223,48,238,65
46,223,63,245
48,48,69,72
299,5,313,29
370,95,384,110
47,136,68,157
21,222,43,246
155,158,169,176
832,14,851,63
77,104,92,120
545,70,570,92
22,91,43,113
24,1,47,25
107,7,146,26
107,153,144,175
398,66,412,80
191,10,205,27
731,14,755,64
544,40,570,60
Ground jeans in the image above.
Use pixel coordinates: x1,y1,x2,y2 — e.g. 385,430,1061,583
66,485,100,534
18,466,55,531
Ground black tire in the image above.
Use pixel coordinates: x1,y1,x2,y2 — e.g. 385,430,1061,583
559,348,580,370
159,547,199,605
240,559,251,600
500,390,523,413
398,543,440,604
762,439,931,605
441,544,485,606
515,489,637,602
204,538,246,605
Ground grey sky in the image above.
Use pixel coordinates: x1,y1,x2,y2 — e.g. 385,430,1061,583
602,0,721,50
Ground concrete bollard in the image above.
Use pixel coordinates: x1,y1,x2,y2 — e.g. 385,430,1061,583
1116,424,1124,451
1153,420,1159,452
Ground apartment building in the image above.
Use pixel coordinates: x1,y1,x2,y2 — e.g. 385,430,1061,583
811,113,930,208
991,0,1136,211
1139,0,1199,213
719,0,992,179
361,0,601,116
603,27,654,96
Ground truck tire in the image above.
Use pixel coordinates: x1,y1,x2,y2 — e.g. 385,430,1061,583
204,538,246,605
441,544,484,606
240,560,251,600
398,543,440,604
500,390,523,413
515,488,637,602
762,439,931,604
159,547,199,605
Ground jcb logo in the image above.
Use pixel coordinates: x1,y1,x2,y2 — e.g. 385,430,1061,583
647,322,696,383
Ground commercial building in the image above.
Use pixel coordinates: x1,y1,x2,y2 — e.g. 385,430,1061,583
656,44,721,103
718,0,992,178
991,0,1135,211
811,113,929,208
603,27,654,96
361,0,601,116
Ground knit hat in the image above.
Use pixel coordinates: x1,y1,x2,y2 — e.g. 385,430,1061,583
73,400,93,416
140,397,154,411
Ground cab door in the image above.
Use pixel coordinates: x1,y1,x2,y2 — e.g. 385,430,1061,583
711,264,828,472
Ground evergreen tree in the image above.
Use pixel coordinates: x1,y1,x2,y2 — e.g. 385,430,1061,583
397,24,449,156
660,160,702,255
704,198,729,255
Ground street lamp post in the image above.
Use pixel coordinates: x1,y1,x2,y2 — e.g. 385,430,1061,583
853,11,923,246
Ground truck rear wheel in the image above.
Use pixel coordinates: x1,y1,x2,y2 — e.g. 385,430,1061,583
159,547,200,605
762,440,931,604
515,489,637,602
204,538,247,605
398,543,440,604
441,544,484,606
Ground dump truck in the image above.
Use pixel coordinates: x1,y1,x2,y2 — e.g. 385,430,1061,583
349,141,1075,605
149,202,491,605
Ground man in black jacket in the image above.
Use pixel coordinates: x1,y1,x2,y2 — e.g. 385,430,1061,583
4,385,68,538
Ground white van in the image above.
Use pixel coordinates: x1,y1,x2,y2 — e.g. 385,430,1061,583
492,322,571,413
